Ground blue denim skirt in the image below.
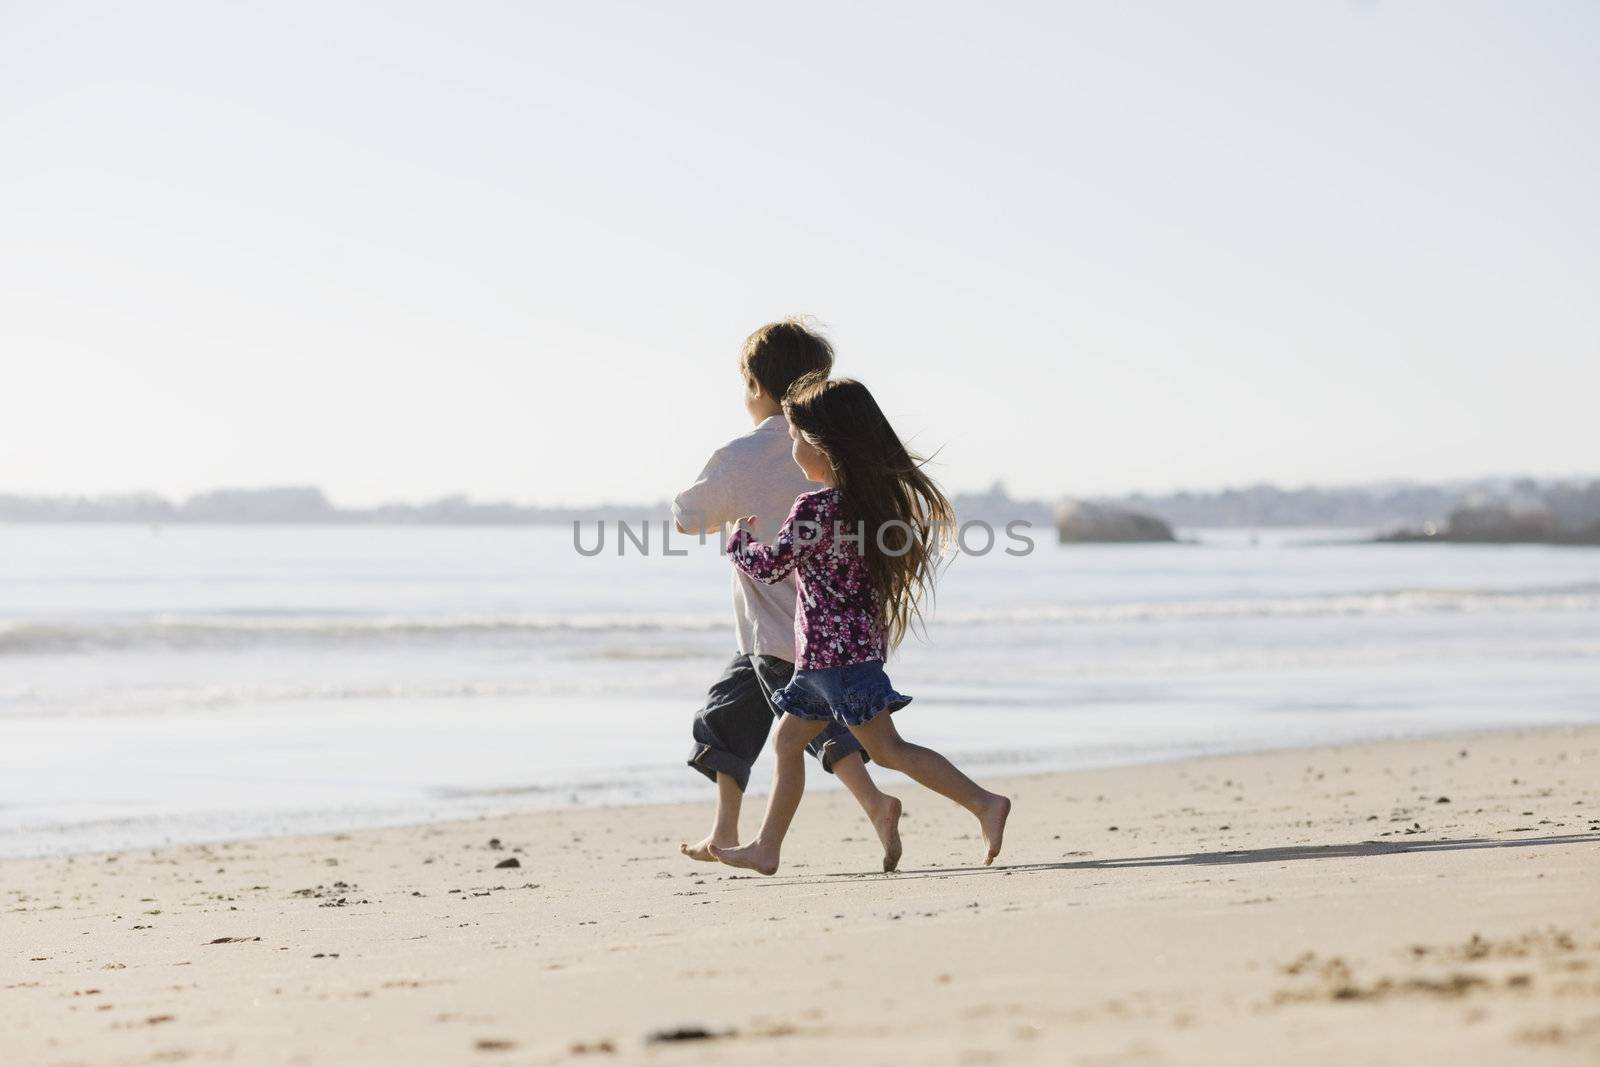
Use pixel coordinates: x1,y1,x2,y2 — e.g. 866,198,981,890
769,659,912,728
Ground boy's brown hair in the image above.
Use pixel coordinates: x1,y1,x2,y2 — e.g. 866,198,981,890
739,317,835,400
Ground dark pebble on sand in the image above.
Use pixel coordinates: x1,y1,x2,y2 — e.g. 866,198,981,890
570,1039,617,1054
475,1038,517,1051
1436,797,1451,804
647,1026,732,1044
495,858,520,869
487,838,503,850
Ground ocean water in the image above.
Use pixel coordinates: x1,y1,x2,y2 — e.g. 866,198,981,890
1,523,1596,859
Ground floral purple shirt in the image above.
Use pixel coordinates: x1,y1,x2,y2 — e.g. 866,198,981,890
726,488,886,671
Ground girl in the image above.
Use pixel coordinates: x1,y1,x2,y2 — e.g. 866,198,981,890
711,375,1011,875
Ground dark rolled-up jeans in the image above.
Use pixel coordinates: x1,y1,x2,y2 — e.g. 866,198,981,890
687,652,868,792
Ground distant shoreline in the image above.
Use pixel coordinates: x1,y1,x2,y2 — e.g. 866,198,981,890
4,518,1598,546
3,475,1595,531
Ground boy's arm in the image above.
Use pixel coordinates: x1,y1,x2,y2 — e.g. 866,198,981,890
672,450,736,535
727,495,824,584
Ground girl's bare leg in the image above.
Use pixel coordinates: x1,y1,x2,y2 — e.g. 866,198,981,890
711,715,828,875
680,772,743,862
849,713,1011,865
831,751,903,872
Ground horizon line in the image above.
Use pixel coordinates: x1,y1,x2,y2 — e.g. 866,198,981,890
3,470,1598,514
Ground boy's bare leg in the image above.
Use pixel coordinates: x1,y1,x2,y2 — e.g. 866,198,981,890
680,772,742,862
832,752,903,872
712,715,827,875
849,713,1011,866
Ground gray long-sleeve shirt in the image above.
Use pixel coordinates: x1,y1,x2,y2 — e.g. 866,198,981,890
672,415,816,662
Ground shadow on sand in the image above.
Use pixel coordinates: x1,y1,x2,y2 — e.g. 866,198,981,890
731,832,1600,886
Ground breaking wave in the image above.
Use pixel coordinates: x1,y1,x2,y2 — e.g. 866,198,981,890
4,583,1598,655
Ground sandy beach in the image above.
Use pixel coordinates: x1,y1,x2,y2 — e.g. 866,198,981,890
4,724,1598,1066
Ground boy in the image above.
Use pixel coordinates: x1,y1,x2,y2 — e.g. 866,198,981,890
674,318,903,872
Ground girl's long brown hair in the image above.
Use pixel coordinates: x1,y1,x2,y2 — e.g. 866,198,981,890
782,375,954,650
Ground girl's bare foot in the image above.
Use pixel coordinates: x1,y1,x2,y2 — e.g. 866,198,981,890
874,795,903,873
978,794,1011,865
680,835,736,863
709,841,779,876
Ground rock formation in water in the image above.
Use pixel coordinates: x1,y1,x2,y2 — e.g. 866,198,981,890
1055,500,1176,543
1379,481,1600,545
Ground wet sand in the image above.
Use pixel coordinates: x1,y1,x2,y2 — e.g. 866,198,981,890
3,725,1598,1065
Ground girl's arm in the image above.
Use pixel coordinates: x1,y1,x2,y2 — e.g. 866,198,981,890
727,494,827,584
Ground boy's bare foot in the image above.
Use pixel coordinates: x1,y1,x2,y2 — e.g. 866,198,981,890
680,835,737,863
874,795,903,873
978,794,1011,865
708,841,779,876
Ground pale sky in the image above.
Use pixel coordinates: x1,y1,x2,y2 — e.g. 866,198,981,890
2,1,1596,507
